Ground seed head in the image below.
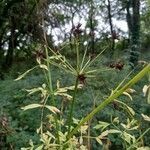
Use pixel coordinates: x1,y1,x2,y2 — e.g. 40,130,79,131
71,23,83,37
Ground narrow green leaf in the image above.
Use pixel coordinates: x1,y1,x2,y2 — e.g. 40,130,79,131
108,129,121,134
15,66,38,81
25,87,44,95
123,91,133,101
15,67,35,81
56,93,72,100
21,104,42,111
94,121,110,131
141,114,150,122
126,105,135,116
86,69,97,74
98,130,110,138
143,85,149,97
98,129,121,139
95,137,103,145
45,105,60,114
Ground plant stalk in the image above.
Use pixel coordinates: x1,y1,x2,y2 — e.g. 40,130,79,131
45,47,60,144
67,64,150,139
76,39,80,72
67,77,79,135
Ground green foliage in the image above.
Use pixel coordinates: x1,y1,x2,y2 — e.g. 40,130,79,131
0,44,150,149
1,0,150,149
5,37,148,150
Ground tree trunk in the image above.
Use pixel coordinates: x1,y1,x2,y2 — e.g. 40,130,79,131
89,0,95,54
5,16,17,68
126,0,140,68
130,0,140,68
107,0,115,58
126,0,132,40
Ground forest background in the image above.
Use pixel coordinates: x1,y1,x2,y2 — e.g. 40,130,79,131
0,0,150,149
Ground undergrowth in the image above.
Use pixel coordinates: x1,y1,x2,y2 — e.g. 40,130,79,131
0,38,150,149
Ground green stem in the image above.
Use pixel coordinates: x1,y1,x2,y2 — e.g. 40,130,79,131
111,119,128,149
127,128,150,150
67,77,79,135
76,39,80,72
136,127,150,143
67,64,150,139
80,43,88,69
114,100,134,118
45,46,60,144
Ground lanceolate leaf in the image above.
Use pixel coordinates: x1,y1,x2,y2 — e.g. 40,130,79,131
143,85,149,97
125,88,136,94
114,99,135,116
98,129,121,139
95,137,103,145
25,87,45,95
123,91,133,101
141,114,150,122
15,66,38,81
126,105,135,116
22,104,60,114
21,104,42,110
55,92,72,100
94,121,110,131
45,105,60,114
142,85,150,104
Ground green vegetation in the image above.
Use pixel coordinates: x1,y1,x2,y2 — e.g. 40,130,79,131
0,45,149,149
0,0,150,150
